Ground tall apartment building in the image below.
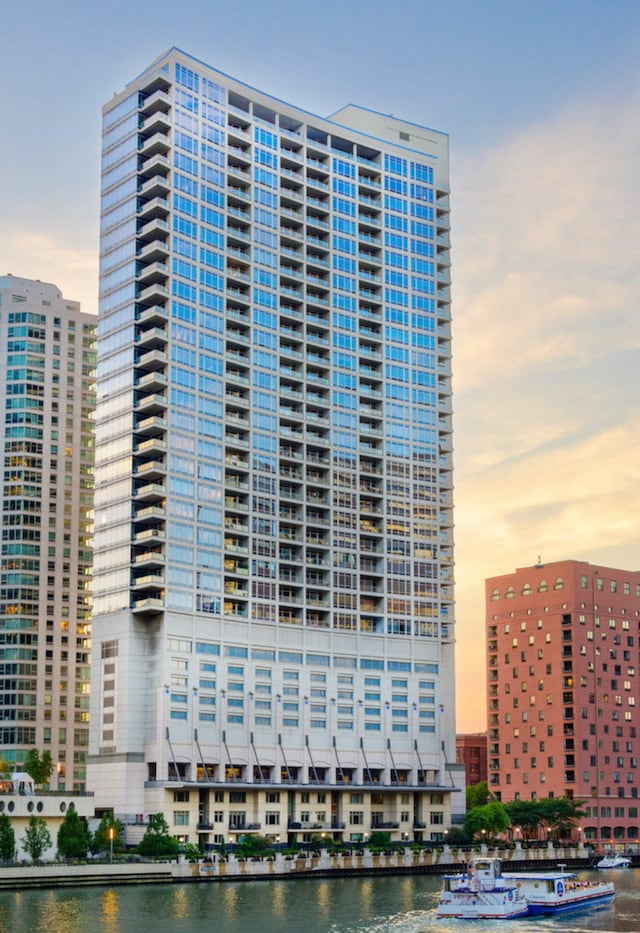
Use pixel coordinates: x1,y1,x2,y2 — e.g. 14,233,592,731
487,560,640,848
89,48,460,845
0,275,95,790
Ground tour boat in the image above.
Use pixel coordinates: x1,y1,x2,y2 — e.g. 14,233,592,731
437,857,529,920
504,866,615,915
596,853,632,869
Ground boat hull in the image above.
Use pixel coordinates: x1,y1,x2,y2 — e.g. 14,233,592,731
437,896,530,921
596,857,631,869
525,890,615,915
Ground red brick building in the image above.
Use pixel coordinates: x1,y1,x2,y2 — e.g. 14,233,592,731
486,560,640,849
456,733,488,785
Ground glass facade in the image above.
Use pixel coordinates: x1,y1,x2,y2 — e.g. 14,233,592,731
0,276,95,790
90,49,460,840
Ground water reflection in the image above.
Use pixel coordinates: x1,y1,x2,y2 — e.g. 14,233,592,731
315,880,330,919
0,869,639,932
100,889,119,933
171,887,189,920
37,891,83,933
270,882,285,919
220,883,238,921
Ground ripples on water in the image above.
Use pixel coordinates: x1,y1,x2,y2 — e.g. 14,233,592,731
0,869,638,933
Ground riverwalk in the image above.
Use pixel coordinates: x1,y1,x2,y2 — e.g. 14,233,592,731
0,841,617,891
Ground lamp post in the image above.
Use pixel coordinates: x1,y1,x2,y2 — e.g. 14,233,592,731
108,825,114,864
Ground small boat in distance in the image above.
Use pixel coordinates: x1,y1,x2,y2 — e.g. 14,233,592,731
505,865,615,916
596,853,632,869
437,857,529,920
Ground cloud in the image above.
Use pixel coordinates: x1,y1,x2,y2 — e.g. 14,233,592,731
0,228,98,315
453,87,640,395
451,88,640,730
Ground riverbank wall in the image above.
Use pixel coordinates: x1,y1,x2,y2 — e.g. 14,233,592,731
0,842,620,891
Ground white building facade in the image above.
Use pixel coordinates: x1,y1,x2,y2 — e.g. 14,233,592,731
0,275,95,790
89,48,461,846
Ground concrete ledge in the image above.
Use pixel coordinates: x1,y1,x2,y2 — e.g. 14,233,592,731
0,863,173,890
0,845,609,891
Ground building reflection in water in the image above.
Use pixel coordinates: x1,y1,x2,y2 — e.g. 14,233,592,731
315,881,330,919
221,885,238,920
100,889,119,933
171,887,189,920
271,883,285,919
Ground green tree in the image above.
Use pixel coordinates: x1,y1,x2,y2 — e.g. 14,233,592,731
57,807,91,859
466,781,489,810
92,813,125,856
504,797,585,842
181,842,201,863
503,799,543,841
464,801,510,841
444,826,473,846
368,831,393,850
0,813,15,863
22,815,52,863
235,834,271,859
538,797,585,840
22,749,55,787
137,813,180,858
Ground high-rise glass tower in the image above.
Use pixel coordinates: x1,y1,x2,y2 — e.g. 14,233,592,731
0,275,95,790
90,48,460,845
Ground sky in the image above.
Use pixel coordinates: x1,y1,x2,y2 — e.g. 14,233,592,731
1,0,639,732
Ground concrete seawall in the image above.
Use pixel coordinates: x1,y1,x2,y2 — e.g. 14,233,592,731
0,843,610,890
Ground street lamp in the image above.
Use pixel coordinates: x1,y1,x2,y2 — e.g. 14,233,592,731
108,825,114,864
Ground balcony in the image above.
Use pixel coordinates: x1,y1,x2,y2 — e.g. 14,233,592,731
133,527,165,545
139,130,170,158
135,393,166,415
139,89,170,117
136,326,167,350
140,173,170,199
138,218,170,249
131,572,165,591
134,460,166,483
138,238,169,263
137,348,167,370
134,482,166,502
139,151,170,182
133,550,165,568
137,281,169,306
137,370,167,392
131,596,164,614
137,304,168,326
136,436,166,457
134,505,165,525
135,414,167,436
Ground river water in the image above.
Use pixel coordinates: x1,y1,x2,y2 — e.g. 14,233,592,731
0,868,638,933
